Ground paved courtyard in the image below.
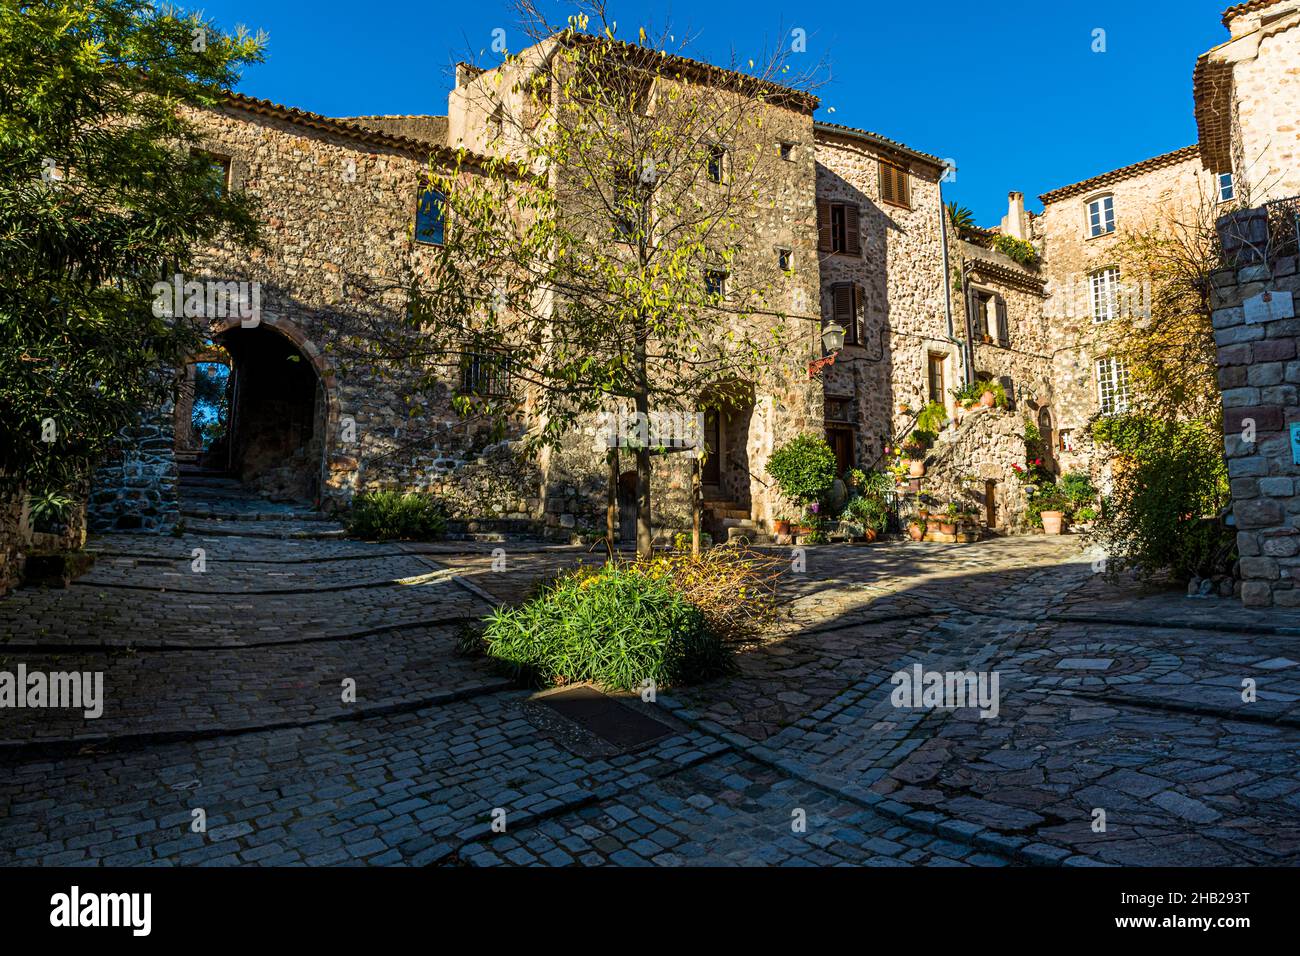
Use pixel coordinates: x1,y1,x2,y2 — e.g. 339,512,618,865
2,519,1299,866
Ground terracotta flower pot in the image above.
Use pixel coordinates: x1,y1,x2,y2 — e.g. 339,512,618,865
773,520,791,535
863,528,878,543
908,460,926,478
907,522,925,541
1040,510,1065,535
980,391,995,407
939,521,957,535
926,517,942,532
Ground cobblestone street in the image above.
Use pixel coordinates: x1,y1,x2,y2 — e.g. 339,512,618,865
2,527,1298,866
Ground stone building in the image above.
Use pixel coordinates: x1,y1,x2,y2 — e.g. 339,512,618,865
1195,0,1300,204
1033,145,1222,486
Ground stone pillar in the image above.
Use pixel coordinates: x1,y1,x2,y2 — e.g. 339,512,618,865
1213,209,1300,607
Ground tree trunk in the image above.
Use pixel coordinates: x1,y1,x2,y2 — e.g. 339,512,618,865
634,390,653,559
691,454,702,558
605,446,618,561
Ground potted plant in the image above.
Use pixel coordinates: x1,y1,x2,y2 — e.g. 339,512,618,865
766,433,837,526
773,515,792,535
940,502,960,535
908,458,926,478
907,520,925,541
1040,508,1065,535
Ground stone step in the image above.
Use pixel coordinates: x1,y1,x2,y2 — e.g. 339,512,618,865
720,517,755,529
725,526,771,544
180,506,332,523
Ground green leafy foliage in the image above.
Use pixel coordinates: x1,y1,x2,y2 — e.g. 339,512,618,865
0,0,264,500
482,565,733,690
1091,416,1233,581
345,491,447,541
991,234,1039,268
765,433,837,504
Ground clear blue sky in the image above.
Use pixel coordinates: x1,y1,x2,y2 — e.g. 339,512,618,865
198,0,1229,225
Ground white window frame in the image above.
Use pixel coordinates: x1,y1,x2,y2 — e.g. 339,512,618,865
1218,172,1235,203
1090,267,1121,323
1086,194,1115,238
1096,356,1130,416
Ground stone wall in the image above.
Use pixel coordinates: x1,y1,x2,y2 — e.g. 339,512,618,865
1,487,88,596
1213,214,1300,607
87,408,180,533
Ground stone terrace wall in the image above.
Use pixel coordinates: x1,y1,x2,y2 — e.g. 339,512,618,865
87,408,180,533
1214,233,1300,607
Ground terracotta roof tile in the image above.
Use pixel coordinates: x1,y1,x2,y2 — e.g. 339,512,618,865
1038,145,1200,205
1222,0,1284,26
812,121,946,172
218,92,474,165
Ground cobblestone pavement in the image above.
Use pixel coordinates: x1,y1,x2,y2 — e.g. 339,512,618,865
2,525,1297,866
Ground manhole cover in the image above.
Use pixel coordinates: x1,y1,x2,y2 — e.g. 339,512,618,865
537,686,673,750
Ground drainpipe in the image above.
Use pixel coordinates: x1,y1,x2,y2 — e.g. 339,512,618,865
937,182,974,386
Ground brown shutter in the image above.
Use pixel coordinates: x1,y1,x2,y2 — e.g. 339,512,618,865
817,200,832,252
832,282,854,325
897,164,910,207
996,296,1009,345
878,160,894,206
844,204,861,256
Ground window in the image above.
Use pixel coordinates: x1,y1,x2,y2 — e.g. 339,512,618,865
1218,172,1235,203
705,269,727,298
1096,356,1131,415
824,396,855,423
927,353,946,405
777,247,792,271
1087,195,1115,237
415,187,446,245
779,142,794,161
817,201,861,256
706,144,727,184
460,352,511,397
193,150,231,198
1090,267,1120,323
878,158,910,208
828,282,861,346
613,175,637,240
969,289,1009,346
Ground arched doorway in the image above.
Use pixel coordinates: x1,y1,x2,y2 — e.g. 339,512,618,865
173,345,232,469
208,322,329,503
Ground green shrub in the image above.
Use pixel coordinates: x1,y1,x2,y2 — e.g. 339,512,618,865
915,400,948,436
991,234,1039,267
765,433,837,504
1057,471,1097,510
482,565,733,689
845,494,888,533
1092,417,1234,581
346,491,447,540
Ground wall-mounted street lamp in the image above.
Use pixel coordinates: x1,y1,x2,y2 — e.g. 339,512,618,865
821,320,846,354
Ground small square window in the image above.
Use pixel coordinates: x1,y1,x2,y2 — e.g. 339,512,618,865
416,187,446,245
779,142,794,161
1218,172,1235,203
705,269,727,297
1087,195,1115,237
193,149,231,198
777,248,792,271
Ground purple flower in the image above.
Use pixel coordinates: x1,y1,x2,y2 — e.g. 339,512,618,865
809,502,820,514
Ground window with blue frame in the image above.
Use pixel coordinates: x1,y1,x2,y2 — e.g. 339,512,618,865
415,187,446,245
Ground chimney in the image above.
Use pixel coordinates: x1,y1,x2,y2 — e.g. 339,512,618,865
1003,191,1027,241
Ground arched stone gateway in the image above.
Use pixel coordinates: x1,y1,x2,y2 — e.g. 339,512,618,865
206,317,340,505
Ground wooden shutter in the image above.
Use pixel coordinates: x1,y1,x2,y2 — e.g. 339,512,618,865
844,204,861,256
879,159,909,208
995,296,1009,345
830,282,858,344
966,286,980,337
817,200,832,252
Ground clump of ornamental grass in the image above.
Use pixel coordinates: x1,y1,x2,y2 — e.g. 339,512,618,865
631,546,782,645
482,563,734,691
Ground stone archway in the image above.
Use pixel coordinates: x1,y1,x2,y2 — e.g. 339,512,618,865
207,317,339,504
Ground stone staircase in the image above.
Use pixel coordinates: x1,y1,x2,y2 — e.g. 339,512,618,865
702,498,771,545
176,466,345,538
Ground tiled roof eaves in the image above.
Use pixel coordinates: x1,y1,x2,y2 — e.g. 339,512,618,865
1038,145,1200,205
218,92,477,166
812,121,946,172
1222,0,1283,26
